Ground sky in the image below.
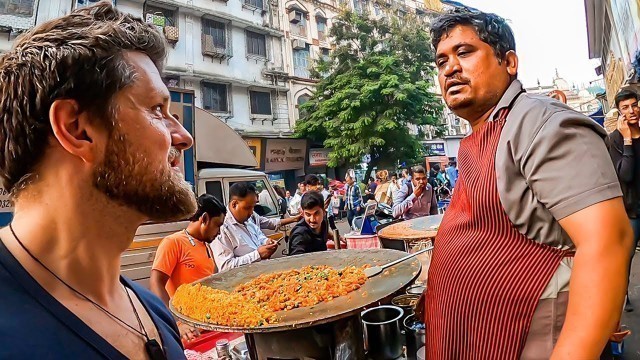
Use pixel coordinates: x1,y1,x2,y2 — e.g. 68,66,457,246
458,0,602,89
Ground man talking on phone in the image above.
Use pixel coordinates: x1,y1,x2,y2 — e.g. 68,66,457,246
607,89,640,312
392,166,438,219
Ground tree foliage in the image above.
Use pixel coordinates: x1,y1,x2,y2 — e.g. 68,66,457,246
295,10,445,176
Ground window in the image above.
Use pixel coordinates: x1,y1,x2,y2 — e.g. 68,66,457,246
202,83,229,113
289,10,307,37
244,0,264,9
293,46,310,78
297,95,311,119
144,5,175,29
249,91,272,116
229,180,278,217
202,18,227,50
316,16,327,42
246,31,267,58
205,181,224,203
0,0,34,15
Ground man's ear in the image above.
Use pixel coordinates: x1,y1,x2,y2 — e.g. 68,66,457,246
504,50,519,77
49,99,102,164
201,213,210,225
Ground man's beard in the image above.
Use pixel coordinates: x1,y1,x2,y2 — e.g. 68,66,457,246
93,128,197,222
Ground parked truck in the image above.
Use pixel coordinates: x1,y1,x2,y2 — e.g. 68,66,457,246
0,88,287,287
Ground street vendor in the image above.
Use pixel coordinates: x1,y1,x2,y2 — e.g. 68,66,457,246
0,3,193,358
392,166,438,220
420,9,633,359
150,194,226,341
213,182,299,271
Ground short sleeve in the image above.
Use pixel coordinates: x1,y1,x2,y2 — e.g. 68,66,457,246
522,111,622,220
152,236,180,276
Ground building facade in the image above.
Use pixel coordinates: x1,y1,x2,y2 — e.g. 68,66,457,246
585,0,640,106
0,0,292,135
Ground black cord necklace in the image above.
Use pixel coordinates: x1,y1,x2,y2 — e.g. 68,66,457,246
8,223,167,360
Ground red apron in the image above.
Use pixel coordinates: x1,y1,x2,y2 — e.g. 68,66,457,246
424,104,567,359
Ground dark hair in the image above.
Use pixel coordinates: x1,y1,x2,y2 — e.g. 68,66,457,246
273,185,286,198
230,182,257,200
305,174,321,186
0,1,166,194
615,89,639,109
412,165,427,175
369,177,375,182
300,191,325,210
431,164,441,172
364,193,376,202
190,194,226,221
431,9,515,62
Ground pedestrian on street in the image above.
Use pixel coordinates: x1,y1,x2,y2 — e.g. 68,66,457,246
392,166,438,220
367,177,378,194
288,192,329,256
419,9,632,359
344,169,363,228
606,89,640,312
446,161,458,188
0,3,193,357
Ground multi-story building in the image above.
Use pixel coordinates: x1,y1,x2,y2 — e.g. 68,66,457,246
0,0,291,135
584,0,640,107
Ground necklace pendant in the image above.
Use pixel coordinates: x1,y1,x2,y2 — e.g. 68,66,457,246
145,339,167,360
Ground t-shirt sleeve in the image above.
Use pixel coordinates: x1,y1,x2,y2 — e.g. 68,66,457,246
152,236,180,277
521,111,622,220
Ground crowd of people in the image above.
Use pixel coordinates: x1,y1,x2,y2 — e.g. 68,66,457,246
0,2,636,359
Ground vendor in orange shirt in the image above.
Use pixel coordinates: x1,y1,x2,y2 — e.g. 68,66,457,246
150,194,225,340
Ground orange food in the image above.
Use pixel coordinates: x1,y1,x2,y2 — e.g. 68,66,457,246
172,265,367,327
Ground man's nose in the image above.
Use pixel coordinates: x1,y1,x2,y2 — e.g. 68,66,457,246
167,114,194,151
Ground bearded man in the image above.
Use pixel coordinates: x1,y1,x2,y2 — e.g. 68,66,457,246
0,3,195,359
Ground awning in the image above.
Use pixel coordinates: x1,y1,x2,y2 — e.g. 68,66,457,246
194,107,258,168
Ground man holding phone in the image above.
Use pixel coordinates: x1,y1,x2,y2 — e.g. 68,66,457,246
392,166,438,220
213,182,298,271
607,89,640,312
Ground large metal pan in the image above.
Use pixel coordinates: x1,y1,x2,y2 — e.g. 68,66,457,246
170,249,421,333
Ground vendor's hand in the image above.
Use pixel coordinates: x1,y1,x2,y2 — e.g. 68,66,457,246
413,184,425,198
339,236,346,244
258,243,278,259
414,290,426,322
295,213,303,221
618,114,632,140
178,321,200,342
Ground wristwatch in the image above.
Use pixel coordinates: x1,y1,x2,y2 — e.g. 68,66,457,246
624,138,633,146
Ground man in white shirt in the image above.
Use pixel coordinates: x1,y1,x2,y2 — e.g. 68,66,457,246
213,182,299,271
288,181,307,215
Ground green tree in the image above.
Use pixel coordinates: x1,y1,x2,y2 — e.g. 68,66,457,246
295,10,444,179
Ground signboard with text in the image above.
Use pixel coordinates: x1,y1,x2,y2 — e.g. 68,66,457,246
264,139,307,172
0,186,12,213
425,142,446,156
309,148,331,167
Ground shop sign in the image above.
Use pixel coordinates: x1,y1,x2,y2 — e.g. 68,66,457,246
245,138,263,168
265,139,307,172
309,148,331,167
426,142,446,156
0,186,12,213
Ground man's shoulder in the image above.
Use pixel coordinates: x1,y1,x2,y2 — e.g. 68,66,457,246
501,93,606,157
290,220,311,237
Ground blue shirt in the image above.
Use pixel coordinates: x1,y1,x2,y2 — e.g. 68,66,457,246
446,166,458,188
0,238,185,359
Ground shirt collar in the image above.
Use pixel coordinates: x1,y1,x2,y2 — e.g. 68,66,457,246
488,79,524,121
